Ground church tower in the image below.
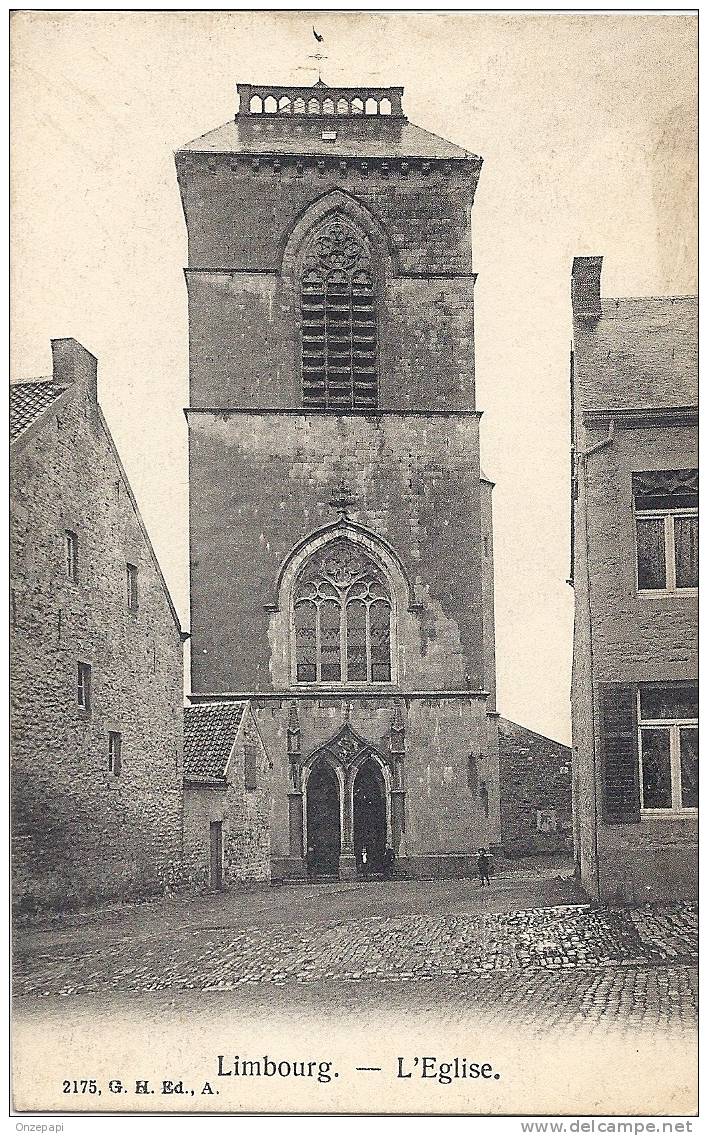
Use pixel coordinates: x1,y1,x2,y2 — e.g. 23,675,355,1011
177,79,500,879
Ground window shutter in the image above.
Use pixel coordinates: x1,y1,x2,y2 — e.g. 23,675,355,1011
598,683,640,823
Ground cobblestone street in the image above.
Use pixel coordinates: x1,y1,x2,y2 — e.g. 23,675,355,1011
14,868,697,1029
12,868,698,1114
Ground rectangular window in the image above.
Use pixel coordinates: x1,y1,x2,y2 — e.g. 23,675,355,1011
108,731,122,777
65,530,78,581
244,741,258,791
638,685,698,814
77,662,92,711
633,471,697,593
467,754,479,793
127,563,139,611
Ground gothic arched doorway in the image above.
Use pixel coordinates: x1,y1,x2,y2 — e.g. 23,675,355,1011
353,758,387,875
306,761,341,877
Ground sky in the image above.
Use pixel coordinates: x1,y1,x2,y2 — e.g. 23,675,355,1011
11,12,697,744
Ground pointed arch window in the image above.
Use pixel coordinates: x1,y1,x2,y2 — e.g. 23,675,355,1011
293,540,392,684
300,216,378,409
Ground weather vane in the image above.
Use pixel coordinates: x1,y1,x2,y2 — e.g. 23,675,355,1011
305,25,328,83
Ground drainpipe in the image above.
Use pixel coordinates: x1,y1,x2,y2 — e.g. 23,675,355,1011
577,418,615,901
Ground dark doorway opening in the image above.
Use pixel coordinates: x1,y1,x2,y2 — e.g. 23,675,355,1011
353,758,387,876
306,761,341,877
210,821,223,890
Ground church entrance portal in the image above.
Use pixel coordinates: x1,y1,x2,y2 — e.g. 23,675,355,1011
353,758,387,875
306,761,341,876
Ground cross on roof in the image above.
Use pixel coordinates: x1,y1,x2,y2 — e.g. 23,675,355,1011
329,482,356,518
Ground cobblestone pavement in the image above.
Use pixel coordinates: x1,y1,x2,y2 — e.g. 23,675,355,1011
13,882,698,1040
13,875,697,1113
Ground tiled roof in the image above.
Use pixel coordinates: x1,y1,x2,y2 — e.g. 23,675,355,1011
180,119,477,161
10,380,69,441
184,701,247,783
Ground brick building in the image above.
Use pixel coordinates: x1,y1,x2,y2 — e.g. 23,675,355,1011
570,258,697,902
498,718,572,857
177,80,502,880
183,702,272,886
11,338,185,909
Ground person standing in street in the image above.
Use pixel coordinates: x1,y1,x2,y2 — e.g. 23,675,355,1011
477,847,492,887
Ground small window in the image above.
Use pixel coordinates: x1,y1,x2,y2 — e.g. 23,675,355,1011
108,731,122,777
638,684,698,814
65,530,78,581
77,662,92,711
633,471,698,593
244,740,258,791
127,563,139,611
467,754,479,792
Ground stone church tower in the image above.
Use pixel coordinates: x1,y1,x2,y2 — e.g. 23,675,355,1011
177,80,501,879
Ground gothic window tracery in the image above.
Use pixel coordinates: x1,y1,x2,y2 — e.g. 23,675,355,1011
300,215,377,409
293,540,392,684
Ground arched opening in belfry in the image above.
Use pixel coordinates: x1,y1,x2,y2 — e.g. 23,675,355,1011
306,760,341,876
353,757,387,875
300,215,378,410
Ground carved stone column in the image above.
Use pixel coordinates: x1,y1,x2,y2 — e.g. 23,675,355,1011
339,764,357,879
389,701,406,855
286,702,305,875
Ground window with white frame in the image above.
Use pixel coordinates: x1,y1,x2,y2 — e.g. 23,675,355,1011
633,470,697,592
77,661,92,711
293,539,392,685
638,684,698,813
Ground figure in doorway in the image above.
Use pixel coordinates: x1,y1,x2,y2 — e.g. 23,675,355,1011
361,846,369,879
477,848,492,887
383,844,396,880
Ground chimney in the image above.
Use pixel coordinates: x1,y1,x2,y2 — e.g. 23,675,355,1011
571,256,603,318
51,338,98,402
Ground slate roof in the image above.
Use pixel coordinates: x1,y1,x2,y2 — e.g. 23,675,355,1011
180,119,478,161
183,701,247,784
10,380,69,441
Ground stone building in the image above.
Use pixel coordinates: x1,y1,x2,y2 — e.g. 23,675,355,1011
183,702,272,886
570,257,697,902
177,80,502,880
10,338,185,909
498,719,572,858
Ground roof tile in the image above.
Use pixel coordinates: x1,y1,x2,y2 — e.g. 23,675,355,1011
184,701,247,783
10,380,69,441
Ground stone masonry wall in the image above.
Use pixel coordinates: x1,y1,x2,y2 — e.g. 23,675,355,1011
177,164,478,413
586,424,697,903
498,718,572,857
188,412,484,694
572,298,697,409
572,294,697,902
249,693,499,873
176,159,476,275
183,712,271,885
10,379,184,909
